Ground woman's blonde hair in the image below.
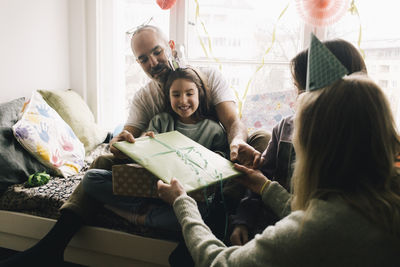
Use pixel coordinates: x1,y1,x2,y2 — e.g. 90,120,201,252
291,73,400,237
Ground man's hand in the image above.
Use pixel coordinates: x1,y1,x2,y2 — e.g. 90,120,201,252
234,163,269,195
143,131,155,138
230,225,249,246
157,178,187,205
110,130,136,158
230,139,262,169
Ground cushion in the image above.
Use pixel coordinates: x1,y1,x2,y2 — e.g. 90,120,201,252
0,97,52,192
12,91,85,177
38,89,107,153
241,90,296,132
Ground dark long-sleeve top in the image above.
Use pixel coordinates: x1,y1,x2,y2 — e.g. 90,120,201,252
231,115,295,233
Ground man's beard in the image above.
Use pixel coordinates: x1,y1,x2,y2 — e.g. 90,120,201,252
151,64,171,84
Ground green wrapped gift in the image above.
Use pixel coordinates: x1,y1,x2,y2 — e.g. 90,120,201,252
112,131,242,193
112,163,218,202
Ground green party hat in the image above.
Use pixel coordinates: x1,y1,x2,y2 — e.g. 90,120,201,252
306,33,349,91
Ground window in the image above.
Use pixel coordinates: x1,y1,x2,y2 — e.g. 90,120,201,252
378,80,389,88
379,65,390,73
120,0,303,132
103,0,400,131
326,0,400,128
124,0,170,117
185,0,302,100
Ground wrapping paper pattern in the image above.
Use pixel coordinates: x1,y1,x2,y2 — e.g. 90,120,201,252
112,163,218,202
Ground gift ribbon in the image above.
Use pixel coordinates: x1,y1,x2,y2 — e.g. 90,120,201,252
150,136,227,207
150,135,229,237
149,137,223,187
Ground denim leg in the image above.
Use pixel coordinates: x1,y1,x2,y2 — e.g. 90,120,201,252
82,169,210,231
81,169,145,213
144,204,179,231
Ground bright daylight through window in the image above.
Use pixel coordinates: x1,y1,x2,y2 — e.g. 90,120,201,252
121,0,400,131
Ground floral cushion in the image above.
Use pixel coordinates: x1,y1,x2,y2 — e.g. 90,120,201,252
241,90,296,133
12,91,85,177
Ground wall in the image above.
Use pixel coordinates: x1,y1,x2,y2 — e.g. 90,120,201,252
0,0,70,103
68,0,87,102
68,0,118,126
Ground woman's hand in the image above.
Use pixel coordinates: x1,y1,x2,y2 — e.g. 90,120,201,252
157,178,187,205
234,163,270,195
230,225,249,246
110,130,136,158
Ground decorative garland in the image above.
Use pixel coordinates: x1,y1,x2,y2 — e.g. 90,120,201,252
192,0,290,118
193,0,223,71
348,0,364,58
190,0,364,118
156,0,177,10
237,2,290,118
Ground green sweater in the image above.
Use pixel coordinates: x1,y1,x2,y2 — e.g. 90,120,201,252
147,112,228,156
173,182,399,267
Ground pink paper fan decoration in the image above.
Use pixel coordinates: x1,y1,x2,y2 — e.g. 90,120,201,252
296,0,350,27
156,0,177,10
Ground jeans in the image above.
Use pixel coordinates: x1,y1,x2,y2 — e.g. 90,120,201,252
60,129,271,227
81,169,208,231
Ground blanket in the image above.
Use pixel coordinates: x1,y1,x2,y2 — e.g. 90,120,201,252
0,144,178,240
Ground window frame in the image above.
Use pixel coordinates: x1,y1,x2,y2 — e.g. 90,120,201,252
93,0,400,131
169,0,325,66
93,0,325,130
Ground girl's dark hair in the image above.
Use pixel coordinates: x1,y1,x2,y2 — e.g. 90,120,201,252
291,39,367,93
164,67,216,121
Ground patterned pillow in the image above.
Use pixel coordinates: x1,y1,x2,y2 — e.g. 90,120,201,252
241,90,296,133
38,89,108,154
0,97,53,192
12,91,85,177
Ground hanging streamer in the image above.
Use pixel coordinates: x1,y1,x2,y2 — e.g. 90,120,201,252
193,0,222,70
191,0,362,119
236,2,290,118
349,0,364,58
192,0,290,118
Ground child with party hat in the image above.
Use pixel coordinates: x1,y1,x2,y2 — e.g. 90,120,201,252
155,33,400,267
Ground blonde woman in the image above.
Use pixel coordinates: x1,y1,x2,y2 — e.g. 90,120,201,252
157,73,400,266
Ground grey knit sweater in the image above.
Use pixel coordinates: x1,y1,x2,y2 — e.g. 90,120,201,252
173,181,399,267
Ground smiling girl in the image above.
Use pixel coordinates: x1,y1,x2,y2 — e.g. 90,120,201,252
145,67,228,155
80,67,229,232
